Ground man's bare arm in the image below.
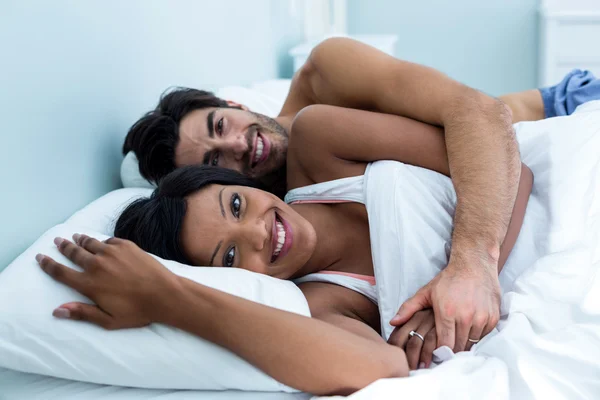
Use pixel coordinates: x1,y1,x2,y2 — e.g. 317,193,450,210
291,37,521,350
292,37,520,259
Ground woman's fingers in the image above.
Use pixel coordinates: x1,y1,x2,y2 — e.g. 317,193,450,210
36,254,86,293
104,236,125,246
73,234,107,255
55,237,95,269
420,328,437,368
53,302,115,330
406,320,434,370
387,310,427,349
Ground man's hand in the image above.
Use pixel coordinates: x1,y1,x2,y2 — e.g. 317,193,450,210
390,255,501,353
36,234,181,329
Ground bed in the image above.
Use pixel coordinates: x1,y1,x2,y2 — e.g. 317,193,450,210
3,84,600,399
0,367,310,400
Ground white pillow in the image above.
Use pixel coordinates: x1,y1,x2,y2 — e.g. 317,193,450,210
120,152,156,189
121,80,291,188
0,191,310,392
66,187,153,235
216,85,284,118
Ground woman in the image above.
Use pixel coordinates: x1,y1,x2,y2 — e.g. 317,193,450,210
38,106,534,396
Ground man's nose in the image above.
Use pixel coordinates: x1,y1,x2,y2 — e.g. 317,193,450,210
223,132,249,161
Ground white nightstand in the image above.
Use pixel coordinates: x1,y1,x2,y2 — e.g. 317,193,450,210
539,2,600,86
289,34,398,73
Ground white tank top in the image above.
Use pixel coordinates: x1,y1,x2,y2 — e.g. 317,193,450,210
285,153,549,339
285,168,379,304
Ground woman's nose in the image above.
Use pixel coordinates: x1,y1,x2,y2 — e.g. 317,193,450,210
243,217,268,251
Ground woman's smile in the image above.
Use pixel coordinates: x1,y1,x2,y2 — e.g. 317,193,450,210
270,211,293,263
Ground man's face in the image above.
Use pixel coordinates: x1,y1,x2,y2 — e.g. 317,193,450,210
176,107,288,179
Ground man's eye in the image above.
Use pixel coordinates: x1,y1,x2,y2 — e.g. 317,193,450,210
217,118,224,134
223,247,235,267
231,193,241,218
211,153,219,166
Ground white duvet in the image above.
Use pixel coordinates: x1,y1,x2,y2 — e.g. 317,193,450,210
319,100,600,400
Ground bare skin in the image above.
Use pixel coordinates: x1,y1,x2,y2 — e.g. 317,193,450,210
171,38,539,350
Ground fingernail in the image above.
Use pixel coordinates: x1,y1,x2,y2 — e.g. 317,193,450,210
419,362,425,369
54,237,64,246
35,254,44,263
73,233,80,242
53,308,70,319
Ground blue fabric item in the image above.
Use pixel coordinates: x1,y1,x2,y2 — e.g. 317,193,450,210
540,69,600,118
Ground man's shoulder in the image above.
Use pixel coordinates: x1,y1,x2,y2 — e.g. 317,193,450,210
278,60,319,118
279,38,363,118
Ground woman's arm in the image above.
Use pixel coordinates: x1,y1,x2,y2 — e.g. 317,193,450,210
169,279,406,395
499,163,533,271
38,236,408,396
288,104,450,184
288,104,533,271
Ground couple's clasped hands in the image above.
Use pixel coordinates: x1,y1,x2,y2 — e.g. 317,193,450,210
388,254,501,370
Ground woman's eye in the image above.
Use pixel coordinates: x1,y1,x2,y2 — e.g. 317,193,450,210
231,193,241,218
211,153,219,166
223,247,235,268
217,118,224,134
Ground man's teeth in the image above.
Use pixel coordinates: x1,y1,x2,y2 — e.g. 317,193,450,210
254,136,264,163
273,220,285,257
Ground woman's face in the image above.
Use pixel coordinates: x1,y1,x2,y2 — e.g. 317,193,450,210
180,184,317,279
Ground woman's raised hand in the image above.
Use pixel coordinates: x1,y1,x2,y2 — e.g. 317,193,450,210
36,234,182,329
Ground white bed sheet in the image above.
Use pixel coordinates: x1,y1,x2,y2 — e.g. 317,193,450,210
0,367,311,400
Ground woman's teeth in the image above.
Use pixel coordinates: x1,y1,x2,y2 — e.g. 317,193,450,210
253,136,264,164
273,220,285,258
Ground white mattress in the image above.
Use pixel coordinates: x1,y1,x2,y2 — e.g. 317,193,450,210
0,367,311,400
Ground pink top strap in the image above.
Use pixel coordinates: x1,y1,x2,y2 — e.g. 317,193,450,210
289,199,352,205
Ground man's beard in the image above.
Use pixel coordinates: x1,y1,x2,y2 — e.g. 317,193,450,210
241,111,289,181
251,111,289,139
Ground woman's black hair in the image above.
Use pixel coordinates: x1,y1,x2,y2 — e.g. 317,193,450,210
114,165,262,264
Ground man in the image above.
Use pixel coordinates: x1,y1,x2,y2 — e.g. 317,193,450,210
123,37,600,353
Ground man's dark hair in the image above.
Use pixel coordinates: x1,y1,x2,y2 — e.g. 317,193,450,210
122,88,229,183
114,165,263,264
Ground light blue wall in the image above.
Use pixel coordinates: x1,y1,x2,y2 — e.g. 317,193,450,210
0,0,302,269
348,0,540,96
